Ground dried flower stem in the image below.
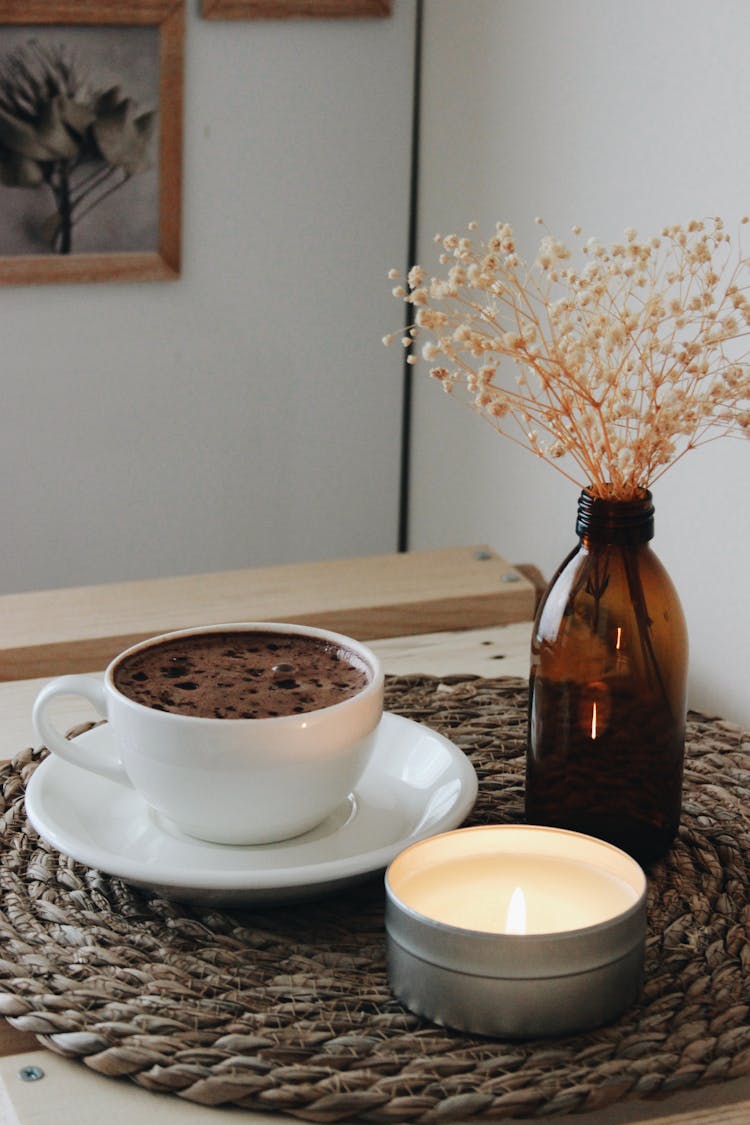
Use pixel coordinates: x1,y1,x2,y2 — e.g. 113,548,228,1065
387,217,750,499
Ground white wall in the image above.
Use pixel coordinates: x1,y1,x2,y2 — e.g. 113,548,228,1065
412,0,750,726
1,2,415,593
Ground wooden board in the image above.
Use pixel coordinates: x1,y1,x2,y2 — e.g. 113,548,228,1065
0,547,537,682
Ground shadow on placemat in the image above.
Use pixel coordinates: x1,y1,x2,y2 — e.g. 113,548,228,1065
1,674,749,1122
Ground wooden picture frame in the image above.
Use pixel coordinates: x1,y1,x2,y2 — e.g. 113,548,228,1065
202,0,390,19
0,1,183,286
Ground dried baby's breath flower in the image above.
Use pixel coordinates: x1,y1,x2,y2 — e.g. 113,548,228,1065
386,217,750,499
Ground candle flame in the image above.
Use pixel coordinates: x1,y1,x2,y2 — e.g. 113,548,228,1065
505,886,527,934
590,701,598,740
615,626,623,651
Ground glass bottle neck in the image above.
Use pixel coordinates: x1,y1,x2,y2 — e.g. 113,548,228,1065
575,488,655,546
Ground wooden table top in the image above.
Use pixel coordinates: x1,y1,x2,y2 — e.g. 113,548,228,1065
1,548,748,1123
0,545,538,683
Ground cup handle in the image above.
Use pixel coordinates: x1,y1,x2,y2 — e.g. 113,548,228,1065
32,675,133,788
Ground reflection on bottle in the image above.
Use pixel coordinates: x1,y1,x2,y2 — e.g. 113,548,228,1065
579,681,611,741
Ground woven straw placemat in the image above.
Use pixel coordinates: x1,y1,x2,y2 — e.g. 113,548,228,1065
1,674,750,1122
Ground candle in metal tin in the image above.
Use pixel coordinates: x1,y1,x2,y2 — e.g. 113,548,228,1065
385,825,647,1038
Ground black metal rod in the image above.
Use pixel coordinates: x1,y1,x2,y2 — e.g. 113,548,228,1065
397,0,423,553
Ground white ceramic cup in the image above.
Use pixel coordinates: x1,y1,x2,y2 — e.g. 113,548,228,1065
32,622,384,845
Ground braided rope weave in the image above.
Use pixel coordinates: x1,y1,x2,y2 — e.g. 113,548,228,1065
1,674,750,1121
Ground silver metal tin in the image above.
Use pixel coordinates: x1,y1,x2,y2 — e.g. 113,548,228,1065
385,825,647,1038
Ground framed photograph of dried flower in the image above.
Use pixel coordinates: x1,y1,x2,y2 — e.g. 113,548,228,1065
202,1,390,19
0,1,183,286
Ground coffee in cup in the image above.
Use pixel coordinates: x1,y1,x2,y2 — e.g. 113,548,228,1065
111,628,371,719
32,622,384,845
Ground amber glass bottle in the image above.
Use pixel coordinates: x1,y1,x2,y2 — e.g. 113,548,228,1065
526,488,688,866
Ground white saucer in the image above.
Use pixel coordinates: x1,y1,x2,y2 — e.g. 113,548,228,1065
25,712,477,905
